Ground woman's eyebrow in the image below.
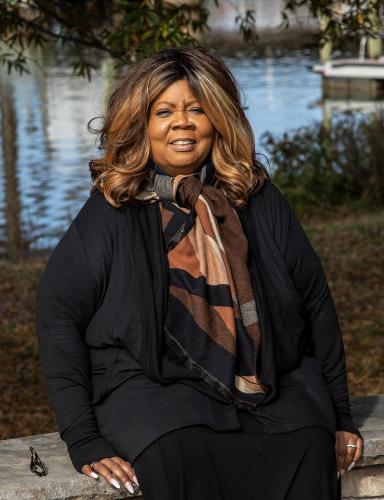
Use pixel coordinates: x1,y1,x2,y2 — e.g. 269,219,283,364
154,100,200,107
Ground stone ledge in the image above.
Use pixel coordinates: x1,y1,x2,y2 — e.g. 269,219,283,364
341,395,384,499
0,394,383,499
342,465,384,499
0,433,141,499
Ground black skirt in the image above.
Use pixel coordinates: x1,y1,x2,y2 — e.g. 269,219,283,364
132,411,340,500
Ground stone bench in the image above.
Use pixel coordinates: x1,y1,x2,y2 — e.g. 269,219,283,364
341,395,384,499
0,395,383,499
0,432,143,499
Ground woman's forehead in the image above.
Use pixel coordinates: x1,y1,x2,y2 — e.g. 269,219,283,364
153,98,199,107
152,80,199,105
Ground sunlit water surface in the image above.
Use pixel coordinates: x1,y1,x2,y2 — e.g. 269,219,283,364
0,50,375,254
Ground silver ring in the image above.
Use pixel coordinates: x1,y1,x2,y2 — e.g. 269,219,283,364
346,444,358,448
90,461,101,469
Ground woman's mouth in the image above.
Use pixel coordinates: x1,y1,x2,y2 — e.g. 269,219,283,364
169,139,196,152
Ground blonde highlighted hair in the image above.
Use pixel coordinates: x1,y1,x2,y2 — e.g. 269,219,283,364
89,47,269,208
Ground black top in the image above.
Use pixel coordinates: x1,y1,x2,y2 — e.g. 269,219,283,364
35,179,362,473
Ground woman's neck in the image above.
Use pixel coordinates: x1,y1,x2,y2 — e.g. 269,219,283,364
149,159,204,178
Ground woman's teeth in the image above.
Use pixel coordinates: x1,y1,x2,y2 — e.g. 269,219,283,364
171,140,195,145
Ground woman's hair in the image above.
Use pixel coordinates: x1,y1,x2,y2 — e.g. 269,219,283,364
89,46,269,208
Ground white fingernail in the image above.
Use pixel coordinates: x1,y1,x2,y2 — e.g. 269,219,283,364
340,469,345,477
133,474,139,485
125,481,135,493
347,461,356,472
90,471,98,479
110,478,120,489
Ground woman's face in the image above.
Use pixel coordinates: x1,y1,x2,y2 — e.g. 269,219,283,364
148,79,215,176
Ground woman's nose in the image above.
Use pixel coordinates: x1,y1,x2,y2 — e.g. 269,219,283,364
171,110,194,128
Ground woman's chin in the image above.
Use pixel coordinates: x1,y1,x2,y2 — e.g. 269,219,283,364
159,159,204,175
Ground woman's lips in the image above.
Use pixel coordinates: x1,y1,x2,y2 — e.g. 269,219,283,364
169,142,196,152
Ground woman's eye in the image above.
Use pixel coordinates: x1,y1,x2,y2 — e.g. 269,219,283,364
188,107,204,114
155,107,204,117
156,110,172,117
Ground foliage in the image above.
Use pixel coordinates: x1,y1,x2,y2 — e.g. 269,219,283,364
261,110,384,213
0,0,254,79
1,1,383,79
283,0,384,47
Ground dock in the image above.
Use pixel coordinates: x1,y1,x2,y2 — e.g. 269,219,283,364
314,58,384,99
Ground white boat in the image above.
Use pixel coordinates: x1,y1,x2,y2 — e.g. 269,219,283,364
314,58,384,80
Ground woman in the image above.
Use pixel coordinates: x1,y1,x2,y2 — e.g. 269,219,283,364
36,47,364,500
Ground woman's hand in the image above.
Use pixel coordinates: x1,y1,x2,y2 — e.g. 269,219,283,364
335,431,364,478
82,456,140,494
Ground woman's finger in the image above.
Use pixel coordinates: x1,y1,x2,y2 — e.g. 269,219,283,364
335,433,345,473
355,437,364,464
111,457,139,493
88,459,123,490
336,432,364,476
340,440,356,474
81,464,99,479
110,456,140,488
346,437,364,472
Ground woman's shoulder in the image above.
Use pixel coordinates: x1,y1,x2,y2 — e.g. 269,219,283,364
72,189,122,236
246,179,291,222
75,188,119,217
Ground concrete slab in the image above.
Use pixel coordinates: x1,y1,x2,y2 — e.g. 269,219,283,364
1,394,384,499
0,433,142,499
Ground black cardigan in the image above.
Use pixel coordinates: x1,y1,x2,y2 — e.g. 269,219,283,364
35,180,362,473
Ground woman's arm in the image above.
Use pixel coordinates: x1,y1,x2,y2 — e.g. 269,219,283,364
268,183,362,439
35,217,116,473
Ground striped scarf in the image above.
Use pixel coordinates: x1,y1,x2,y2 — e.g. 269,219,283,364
139,161,267,408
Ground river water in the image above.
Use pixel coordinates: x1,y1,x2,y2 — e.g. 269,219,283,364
0,42,381,255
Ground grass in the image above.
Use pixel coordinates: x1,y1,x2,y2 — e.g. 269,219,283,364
0,206,383,440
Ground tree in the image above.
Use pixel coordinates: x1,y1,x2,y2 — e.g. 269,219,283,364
0,0,383,80
0,0,257,79
283,0,384,49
